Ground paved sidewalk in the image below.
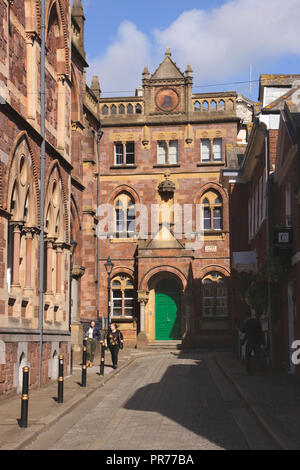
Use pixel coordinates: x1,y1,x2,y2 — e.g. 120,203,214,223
0,348,137,450
216,353,300,450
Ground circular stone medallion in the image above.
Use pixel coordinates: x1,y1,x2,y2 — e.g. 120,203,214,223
155,88,179,112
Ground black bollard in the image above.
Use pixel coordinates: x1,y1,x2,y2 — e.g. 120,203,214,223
19,366,29,428
99,341,105,376
57,355,64,403
81,346,87,387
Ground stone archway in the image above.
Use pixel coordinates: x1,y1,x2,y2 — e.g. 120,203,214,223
155,278,182,340
145,271,185,343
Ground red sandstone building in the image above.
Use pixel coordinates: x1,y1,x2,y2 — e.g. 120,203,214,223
98,50,248,349
223,75,300,376
2,1,299,398
0,0,100,394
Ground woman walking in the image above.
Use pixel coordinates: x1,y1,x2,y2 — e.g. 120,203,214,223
104,323,123,369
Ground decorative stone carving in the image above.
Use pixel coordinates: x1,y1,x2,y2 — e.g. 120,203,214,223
158,173,176,200
137,289,149,305
72,265,85,279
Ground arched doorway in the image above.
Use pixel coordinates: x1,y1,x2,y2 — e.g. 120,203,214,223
155,278,182,340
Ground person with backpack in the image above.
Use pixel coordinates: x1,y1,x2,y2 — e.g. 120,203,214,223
104,323,123,369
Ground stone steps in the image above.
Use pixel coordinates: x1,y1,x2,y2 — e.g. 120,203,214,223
147,341,182,350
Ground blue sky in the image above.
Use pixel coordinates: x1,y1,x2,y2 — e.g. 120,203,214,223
81,0,300,100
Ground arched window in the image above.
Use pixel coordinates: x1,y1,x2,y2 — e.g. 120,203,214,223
7,138,38,294
211,100,217,111
119,104,125,115
114,194,135,238
202,272,228,318
194,101,201,112
127,104,133,114
102,105,109,115
111,274,135,318
218,100,225,111
135,104,142,114
201,191,223,231
111,104,117,115
202,101,209,112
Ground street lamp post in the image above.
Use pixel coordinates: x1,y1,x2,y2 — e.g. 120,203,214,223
104,256,114,327
69,236,77,374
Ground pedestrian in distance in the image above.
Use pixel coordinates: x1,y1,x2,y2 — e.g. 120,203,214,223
240,311,265,375
84,320,101,368
104,323,124,369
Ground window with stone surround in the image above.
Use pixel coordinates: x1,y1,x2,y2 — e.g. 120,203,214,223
202,272,228,318
201,138,223,162
201,190,223,232
111,274,135,318
114,193,135,238
157,140,178,165
114,142,135,165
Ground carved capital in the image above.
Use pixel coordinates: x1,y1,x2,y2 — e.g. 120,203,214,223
25,31,38,46
137,290,149,305
72,265,85,279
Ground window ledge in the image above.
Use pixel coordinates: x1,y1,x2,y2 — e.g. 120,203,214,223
109,238,138,243
153,164,180,168
110,165,137,169
197,161,225,167
111,317,136,323
203,230,225,235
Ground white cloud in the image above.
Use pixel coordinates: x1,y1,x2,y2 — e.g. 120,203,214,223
87,0,300,95
87,21,152,95
154,0,300,82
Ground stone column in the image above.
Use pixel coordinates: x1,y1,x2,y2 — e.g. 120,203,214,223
46,239,54,294
24,229,33,288
55,243,63,294
11,223,22,288
57,75,66,152
137,290,149,347
25,31,38,122
182,288,194,349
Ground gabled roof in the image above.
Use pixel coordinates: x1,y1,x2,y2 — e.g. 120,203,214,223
261,86,300,113
151,49,184,80
259,74,300,101
283,90,300,145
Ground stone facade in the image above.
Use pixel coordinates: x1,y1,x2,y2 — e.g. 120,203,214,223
0,0,100,395
98,50,243,348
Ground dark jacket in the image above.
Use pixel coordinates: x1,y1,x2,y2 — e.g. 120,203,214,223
105,329,123,348
241,317,263,346
85,325,101,341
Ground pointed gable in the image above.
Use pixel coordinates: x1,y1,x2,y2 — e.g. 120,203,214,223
151,48,184,80
146,224,185,249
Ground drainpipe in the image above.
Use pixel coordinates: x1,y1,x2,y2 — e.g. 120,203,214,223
38,0,46,388
264,129,273,368
96,124,103,326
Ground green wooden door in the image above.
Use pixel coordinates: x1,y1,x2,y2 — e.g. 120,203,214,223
155,279,181,340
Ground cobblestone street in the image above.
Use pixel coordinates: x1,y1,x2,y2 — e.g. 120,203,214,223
24,352,276,450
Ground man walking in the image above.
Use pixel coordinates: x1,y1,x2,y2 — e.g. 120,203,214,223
241,312,265,375
84,320,101,368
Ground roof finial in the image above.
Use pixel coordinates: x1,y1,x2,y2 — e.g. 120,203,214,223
165,47,171,57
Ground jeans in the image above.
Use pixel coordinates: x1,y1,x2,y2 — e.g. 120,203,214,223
109,345,119,367
86,338,97,363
